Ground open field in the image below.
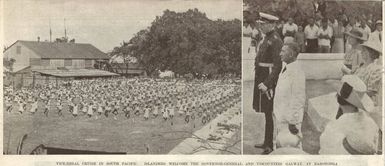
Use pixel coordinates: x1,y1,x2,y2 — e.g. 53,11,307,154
3,104,214,154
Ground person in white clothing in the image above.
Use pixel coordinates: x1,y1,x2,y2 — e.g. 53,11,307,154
30,99,38,114
282,17,298,43
304,17,319,53
87,102,93,117
317,18,333,53
368,20,382,44
273,42,306,150
319,75,379,154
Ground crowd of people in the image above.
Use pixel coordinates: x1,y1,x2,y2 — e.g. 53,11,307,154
3,77,241,125
244,3,382,155
245,5,382,54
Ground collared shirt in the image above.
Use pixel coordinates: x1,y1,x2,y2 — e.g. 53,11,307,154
304,24,319,39
282,23,298,37
273,61,306,124
317,26,333,46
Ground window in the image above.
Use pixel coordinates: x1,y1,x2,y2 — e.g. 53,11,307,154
64,59,72,66
16,46,21,54
41,59,50,66
85,59,92,68
30,58,41,66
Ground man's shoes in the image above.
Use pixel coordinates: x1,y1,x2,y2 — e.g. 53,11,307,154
262,147,273,154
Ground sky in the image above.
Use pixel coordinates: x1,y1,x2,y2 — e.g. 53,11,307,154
3,0,241,52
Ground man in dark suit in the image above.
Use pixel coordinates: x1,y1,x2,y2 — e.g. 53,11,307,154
252,12,283,154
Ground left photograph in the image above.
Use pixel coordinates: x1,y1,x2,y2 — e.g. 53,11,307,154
2,0,242,155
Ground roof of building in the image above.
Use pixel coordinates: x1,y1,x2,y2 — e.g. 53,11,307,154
32,68,119,77
6,65,31,73
14,40,110,59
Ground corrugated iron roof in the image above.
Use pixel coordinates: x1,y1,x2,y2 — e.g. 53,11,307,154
18,40,109,59
32,68,119,77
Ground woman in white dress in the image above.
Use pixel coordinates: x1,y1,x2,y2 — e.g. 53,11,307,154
87,102,94,117
18,99,25,114
72,103,78,117
153,104,159,117
169,104,175,118
162,104,169,121
97,102,103,115
82,103,88,116
144,105,150,120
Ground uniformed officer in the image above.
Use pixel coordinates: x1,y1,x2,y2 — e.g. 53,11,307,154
252,12,283,154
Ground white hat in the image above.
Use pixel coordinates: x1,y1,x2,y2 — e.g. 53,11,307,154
341,113,379,154
276,128,301,148
361,41,382,54
337,75,374,112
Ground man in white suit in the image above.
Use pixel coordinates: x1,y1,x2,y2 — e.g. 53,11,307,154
273,42,306,149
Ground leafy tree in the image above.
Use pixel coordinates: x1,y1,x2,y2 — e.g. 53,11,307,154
114,9,241,77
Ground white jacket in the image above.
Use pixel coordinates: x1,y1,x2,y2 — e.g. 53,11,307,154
274,61,306,125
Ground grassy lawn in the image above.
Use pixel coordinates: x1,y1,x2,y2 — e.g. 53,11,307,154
3,104,210,154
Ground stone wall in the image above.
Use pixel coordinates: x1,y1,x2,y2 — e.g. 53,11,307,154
242,53,345,81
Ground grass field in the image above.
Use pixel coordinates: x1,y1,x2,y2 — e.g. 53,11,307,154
3,102,215,154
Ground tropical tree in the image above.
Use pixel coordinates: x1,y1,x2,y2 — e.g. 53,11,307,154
113,9,241,77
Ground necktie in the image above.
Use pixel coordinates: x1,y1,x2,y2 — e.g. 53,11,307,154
281,66,287,74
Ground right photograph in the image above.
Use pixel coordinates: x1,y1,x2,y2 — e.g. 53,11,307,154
243,0,383,155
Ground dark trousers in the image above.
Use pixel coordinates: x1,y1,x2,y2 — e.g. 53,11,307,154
264,110,274,148
306,39,318,53
253,67,274,149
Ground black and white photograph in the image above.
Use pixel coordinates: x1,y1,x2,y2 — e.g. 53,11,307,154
243,0,383,155
2,0,242,155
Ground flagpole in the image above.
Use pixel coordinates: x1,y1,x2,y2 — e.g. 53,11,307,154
49,18,52,42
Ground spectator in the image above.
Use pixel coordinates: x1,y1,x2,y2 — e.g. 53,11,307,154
295,26,306,53
312,0,320,14
304,17,319,53
315,13,323,27
367,14,374,31
276,20,285,40
318,0,327,17
319,75,379,155
368,20,382,44
360,19,372,35
332,19,345,53
317,18,333,53
341,28,367,74
344,17,357,52
282,17,298,43
329,16,338,51
354,41,382,104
